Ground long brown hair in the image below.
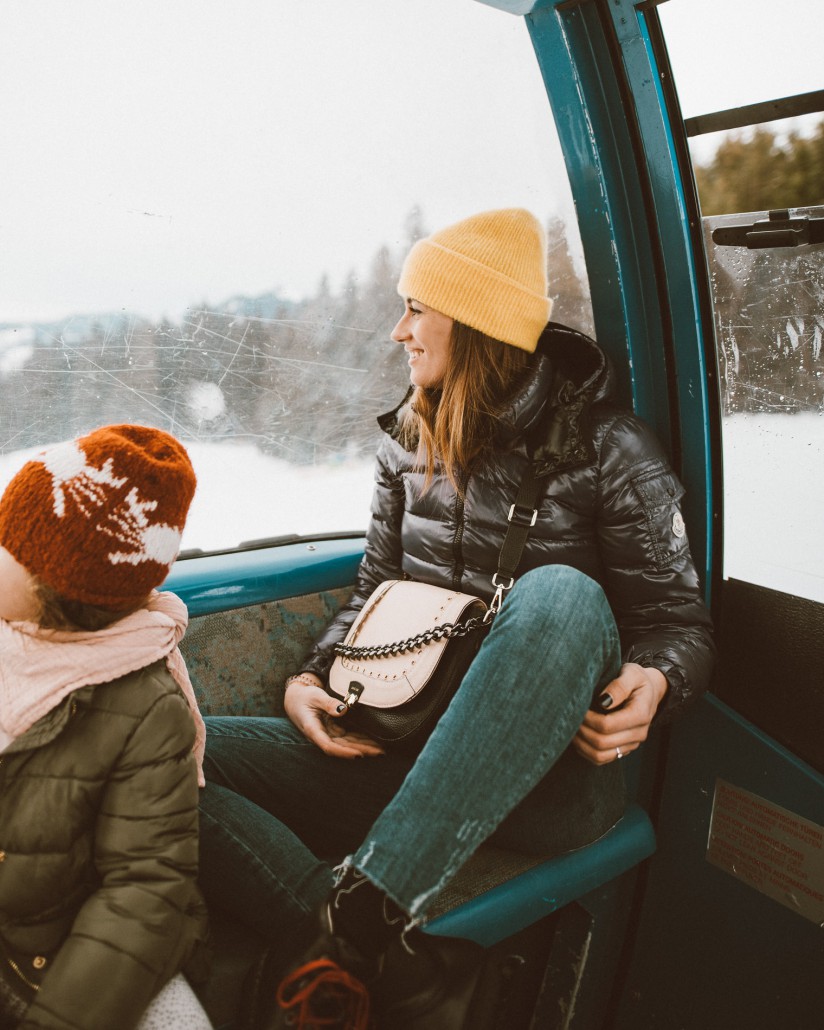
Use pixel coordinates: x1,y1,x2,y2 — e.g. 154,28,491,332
398,320,532,492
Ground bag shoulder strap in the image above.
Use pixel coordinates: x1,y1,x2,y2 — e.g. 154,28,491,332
494,459,541,589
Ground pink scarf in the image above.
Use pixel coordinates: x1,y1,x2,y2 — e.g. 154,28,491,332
0,591,206,785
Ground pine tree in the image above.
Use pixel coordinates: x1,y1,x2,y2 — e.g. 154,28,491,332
545,215,593,337
695,120,824,215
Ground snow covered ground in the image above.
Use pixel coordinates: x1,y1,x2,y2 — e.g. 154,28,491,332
181,442,375,549
721,412,823,603
1,413,821,603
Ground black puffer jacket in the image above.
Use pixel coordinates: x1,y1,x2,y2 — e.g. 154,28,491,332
304,324,714,717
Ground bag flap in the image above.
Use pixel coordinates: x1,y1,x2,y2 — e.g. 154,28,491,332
329,581,485,708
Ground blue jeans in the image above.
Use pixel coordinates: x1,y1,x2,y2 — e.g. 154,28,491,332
199,566,625,952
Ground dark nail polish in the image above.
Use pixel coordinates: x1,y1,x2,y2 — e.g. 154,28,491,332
599,692,614,710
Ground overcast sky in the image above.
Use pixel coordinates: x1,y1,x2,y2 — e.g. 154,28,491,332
2,0,820,324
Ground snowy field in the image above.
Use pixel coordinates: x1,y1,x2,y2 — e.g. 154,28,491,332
182,442,376,549
721,412,824,603
1,414,821,603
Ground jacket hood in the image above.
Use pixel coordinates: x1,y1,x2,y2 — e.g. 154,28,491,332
494,323,613,446
529,322,615,474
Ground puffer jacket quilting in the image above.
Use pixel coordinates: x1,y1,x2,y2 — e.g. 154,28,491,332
0,660,208,1030
304,324,714,717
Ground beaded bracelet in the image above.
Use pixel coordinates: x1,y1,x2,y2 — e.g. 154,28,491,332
285,673,322,690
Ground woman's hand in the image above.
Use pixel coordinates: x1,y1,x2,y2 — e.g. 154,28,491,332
284,676,385,759
572,663,668,766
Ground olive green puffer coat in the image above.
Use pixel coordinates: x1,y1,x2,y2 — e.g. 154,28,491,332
0,660,208,1030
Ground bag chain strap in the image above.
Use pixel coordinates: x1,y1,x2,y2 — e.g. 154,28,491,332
334,612,487,660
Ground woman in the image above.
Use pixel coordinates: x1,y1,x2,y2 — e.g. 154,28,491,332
199,209,714,1029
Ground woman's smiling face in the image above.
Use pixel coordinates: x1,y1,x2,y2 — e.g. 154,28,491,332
391,299,453,389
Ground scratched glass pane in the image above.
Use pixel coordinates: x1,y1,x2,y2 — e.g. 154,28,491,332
0,3,592,551
0,300,411,549
703,208,824,602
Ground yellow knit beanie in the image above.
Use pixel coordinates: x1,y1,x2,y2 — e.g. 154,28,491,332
397,208,552,353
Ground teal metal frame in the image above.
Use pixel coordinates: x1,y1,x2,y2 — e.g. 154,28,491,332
166,537,364,616
479,0,717,602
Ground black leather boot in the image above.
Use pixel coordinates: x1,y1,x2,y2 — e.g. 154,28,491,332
372,926,494,1030
269,869,491,1030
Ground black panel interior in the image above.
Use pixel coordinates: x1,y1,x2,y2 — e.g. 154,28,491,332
715,578,824,773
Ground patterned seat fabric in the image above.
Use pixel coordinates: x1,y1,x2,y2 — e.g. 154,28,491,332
180,589,350,718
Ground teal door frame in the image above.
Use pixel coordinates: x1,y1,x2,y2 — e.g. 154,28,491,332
478,0,719,603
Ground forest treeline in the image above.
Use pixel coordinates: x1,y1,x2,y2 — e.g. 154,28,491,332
0,212,592,463
694,120,824,216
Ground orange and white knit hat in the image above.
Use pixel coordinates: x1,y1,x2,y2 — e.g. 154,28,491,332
397,208,553,352
0,425,196,610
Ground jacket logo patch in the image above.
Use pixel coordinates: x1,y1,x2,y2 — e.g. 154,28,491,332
672,512,686,538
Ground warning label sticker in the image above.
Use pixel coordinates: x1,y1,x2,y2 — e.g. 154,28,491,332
707,779,824,926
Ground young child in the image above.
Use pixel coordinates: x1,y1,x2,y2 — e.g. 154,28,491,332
0,424,212,1030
